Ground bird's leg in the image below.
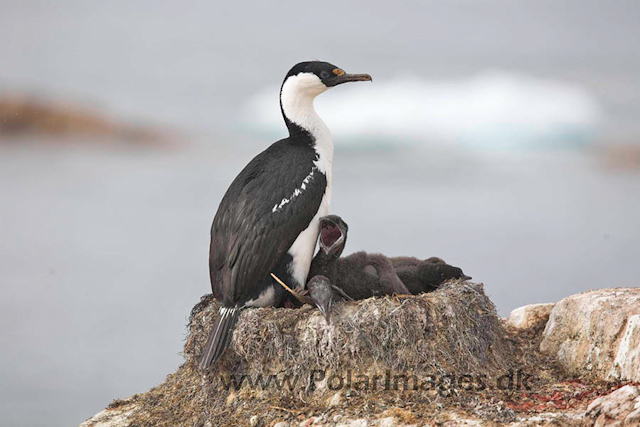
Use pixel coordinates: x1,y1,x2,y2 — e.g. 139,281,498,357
270,273,312,305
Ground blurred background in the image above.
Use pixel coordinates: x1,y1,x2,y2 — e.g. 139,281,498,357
1,1,639,426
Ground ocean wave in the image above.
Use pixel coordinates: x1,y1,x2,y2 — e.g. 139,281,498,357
241,71,602,150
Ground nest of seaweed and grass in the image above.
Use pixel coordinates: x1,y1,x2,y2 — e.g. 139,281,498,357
186,281,513,376
117,281,563,426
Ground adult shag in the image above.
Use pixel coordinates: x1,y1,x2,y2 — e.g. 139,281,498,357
199,61,371,369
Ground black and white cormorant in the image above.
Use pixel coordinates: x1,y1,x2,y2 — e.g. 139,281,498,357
199,61,371,369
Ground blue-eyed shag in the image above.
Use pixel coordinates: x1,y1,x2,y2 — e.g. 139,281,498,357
199,62,371,369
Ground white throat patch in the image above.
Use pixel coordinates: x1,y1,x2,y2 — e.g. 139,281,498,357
280,73,334,176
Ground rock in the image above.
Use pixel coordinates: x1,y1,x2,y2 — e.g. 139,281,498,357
0,96,114,135
610,314,640,382
628,409,640,425
329,392,342,407
377,417,418,427
436,412,483,426
336,420,369,427
540,288,640,382
380,408,416,425
273,422,289,427
377,418,397,427
249,415,259,426
506,412,584,426
507,303,555,330
585,385,640,426
310,416,416,426
79,399,138,427
0,95,166,142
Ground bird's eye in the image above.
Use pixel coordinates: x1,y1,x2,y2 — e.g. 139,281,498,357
320,70,330,79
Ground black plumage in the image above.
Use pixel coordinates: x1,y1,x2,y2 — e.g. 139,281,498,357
209,140,327,304
392,257,471,294
337,252,411,299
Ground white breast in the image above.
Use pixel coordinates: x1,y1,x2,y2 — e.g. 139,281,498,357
286,185,331,289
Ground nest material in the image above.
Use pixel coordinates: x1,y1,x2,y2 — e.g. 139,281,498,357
186,281,514,378
103,281,531,426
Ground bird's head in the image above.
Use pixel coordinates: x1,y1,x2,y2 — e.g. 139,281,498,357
283,61,372,93
307,275,333,323
280,61,371,133
318,214,349,257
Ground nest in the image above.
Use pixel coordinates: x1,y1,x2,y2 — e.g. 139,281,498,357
104,281,530,426
186,281,513,378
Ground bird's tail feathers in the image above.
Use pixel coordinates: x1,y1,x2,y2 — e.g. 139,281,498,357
198,306,241,370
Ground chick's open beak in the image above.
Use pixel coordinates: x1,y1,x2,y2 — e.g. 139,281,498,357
319,219,345,255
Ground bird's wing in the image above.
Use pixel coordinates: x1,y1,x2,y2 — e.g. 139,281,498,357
209,142,327,305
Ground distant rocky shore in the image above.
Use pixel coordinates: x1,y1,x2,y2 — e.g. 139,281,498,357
80,284,640,427
0,94,167,143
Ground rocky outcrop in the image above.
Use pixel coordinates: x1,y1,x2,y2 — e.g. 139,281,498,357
0,95,164,141
0,96,113,135
507,303,555,330
80,286,640,426
540,288,640,382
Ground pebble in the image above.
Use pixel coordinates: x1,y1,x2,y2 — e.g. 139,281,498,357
329,392,342,407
